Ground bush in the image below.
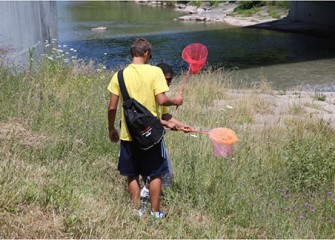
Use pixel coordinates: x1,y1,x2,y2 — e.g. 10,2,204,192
235,1,265,11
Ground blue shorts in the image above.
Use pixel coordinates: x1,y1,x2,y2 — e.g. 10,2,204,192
144,151,174,187
118,139,168,177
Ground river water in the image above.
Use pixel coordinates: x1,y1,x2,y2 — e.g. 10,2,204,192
57,1,335,91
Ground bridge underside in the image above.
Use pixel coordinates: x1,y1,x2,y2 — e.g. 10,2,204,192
248,1,335,39
290,1,335,28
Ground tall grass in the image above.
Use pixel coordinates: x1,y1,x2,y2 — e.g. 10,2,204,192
0,52,334,238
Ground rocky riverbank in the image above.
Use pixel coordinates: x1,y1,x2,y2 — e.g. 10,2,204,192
135,1,288,27
136,1,335,39
174,1,285,27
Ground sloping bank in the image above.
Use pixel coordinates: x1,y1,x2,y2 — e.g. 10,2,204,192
135,1,286,27
136,1,335,39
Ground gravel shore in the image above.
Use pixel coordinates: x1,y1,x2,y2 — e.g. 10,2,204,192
174,2,335,39
175,2,282,27
226,90,335,130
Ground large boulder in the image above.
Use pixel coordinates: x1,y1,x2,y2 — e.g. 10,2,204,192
184,5,197,14
200,2,211,10
178,15,207,21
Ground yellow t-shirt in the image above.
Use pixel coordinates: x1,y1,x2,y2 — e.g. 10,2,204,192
107,64,169,141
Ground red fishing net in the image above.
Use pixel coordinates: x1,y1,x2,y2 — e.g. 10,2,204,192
182,43,208,74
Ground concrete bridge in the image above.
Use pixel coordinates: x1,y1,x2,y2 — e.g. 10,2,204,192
251,1,335,39
0,1,57,68
0,1,334,68
290,1,335,27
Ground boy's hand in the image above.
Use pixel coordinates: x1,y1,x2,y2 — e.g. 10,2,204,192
177,125,195,133
165,121,178,131
109,128,119,142
173,94,183,106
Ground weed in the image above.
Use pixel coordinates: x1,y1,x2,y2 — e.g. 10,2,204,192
313,91,327,101
1,50,335,238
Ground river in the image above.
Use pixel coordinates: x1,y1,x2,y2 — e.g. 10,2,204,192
57,1,335,91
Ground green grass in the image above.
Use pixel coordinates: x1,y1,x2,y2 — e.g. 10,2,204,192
0,50,334,238
233,1,289,19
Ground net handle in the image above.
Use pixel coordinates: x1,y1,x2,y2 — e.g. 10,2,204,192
164,129,210,134
176,64,191,110
180,64,191,95
191,129,210,134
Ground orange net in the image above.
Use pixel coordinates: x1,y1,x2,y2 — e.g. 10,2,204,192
208,128,239,157
208,128,239,145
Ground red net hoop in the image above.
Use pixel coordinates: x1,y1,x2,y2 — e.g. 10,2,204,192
182,43,208,74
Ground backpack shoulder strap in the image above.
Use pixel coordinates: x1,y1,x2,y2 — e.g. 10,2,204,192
118,69,130,101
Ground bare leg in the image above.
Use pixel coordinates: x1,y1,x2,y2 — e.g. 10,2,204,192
149,176,162,212
128,176,140,209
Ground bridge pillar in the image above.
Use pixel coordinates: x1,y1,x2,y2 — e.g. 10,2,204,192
290,1,335,27
0,1,57,68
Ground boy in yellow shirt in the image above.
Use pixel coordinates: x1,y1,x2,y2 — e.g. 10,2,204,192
107,38,183,219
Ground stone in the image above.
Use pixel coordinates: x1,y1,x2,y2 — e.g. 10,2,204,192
200,2,211,10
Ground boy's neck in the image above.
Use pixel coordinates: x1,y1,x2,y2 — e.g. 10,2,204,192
132,56,147,64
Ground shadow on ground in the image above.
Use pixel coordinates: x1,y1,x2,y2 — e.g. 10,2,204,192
247,17,335,39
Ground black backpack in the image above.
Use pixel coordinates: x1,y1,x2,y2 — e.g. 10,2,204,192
118,69,165,150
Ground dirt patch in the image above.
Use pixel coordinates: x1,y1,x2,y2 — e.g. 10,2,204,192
216,90,335,129
0,119,49,148
0,206,66,238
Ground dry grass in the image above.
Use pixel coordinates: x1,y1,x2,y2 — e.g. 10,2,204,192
0,205,65,238
0,118,51,148
0,58,334,238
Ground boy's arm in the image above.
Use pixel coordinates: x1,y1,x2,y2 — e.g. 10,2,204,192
162,114,195,133
155,93,183,106
108,93,120,142
161,119,178,131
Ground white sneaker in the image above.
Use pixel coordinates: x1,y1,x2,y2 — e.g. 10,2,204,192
150,211,165,219
134,207,146,217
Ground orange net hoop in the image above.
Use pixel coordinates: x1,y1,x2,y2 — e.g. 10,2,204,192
208,128,239,157
209,128,239,145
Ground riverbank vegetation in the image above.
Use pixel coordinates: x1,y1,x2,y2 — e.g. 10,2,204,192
164,1,290,14
233,1,290,18
0,48,334,238
168,1,290,19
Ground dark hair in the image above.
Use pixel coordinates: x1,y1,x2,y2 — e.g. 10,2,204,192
156,62,174,75
130,38,152,58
